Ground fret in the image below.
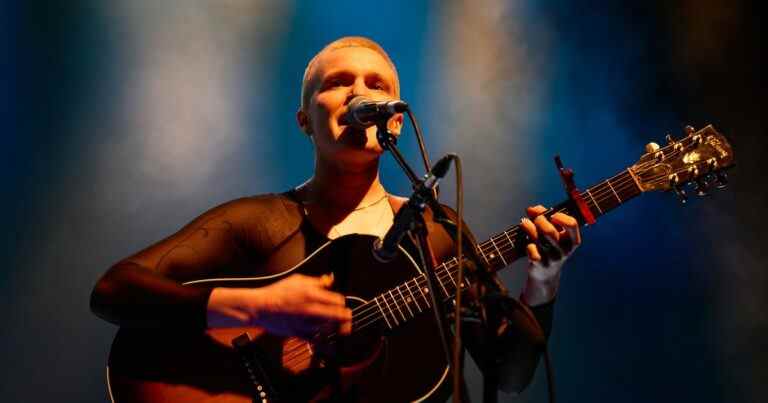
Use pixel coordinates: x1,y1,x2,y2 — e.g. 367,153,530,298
374,296,393,329
335,164,655,337
585,188,603,215
489,237,507,266
450,259,472,292
417,280,431,307
592,182,621,212
406,278,422,313
396,286,414,318
353,165,652,336
388,290,406,322
435,270,449,298
626,168,642,192
442,263,458,288
616,171,642,201
606,180,622,203
502,230,515,252
381,292,399,326
476,246,492,269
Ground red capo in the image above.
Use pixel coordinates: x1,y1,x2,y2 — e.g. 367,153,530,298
555,155,596,225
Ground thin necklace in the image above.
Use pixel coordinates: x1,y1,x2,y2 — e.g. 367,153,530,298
297,188,388,211
351,194,388,211
329,199,391,239
297,191,392,239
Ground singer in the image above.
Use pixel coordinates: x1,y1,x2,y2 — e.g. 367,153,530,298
91,36,581,402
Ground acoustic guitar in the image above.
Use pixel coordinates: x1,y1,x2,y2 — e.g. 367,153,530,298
106,125,734,402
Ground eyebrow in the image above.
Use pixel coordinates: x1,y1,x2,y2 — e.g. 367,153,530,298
365,72,389,84
318,70,394,94
321,70,354,81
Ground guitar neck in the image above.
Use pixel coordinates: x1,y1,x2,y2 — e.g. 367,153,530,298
474,168,643,273
358,168,643,331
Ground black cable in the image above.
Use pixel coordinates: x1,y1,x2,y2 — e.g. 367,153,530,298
451,155,464,403
543,345,556,403
406,109,431,176
405,107,465,401
403,107,555,403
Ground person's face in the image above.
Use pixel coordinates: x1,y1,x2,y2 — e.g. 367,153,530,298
298,47,402,169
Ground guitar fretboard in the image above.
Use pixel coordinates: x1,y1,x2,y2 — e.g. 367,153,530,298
350,169,642,333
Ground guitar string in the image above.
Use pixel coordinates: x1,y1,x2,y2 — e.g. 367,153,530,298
285,149,707,364
347,171,642,330
298,172,640,347
283,161,694,363
477,173,641,261
286,158,708,364
281,264,464,363
332,171,644,336
285,164,708,365
286,139,706,362
283,176,646,365
477,171,638,259
470,155,705,270
358,176,635,329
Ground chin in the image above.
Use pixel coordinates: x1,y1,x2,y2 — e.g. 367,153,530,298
330,146,381,171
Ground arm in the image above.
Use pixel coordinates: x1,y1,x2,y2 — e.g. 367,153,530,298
90,197,351,336
461,205,581,394
461,299,554,394
90,201,242,328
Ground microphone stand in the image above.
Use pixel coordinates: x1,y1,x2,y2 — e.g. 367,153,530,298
376,123,473,403
378,121,522,403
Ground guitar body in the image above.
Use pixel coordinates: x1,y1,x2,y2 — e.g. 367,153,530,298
107,234,450,403
106,124,736,402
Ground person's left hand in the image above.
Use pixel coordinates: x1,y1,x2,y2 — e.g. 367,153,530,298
519,205,581,306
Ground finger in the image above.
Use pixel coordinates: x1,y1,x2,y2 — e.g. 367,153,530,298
339,320,352,335
534,214,560,242
526,205,547,219
551,212,581,250
316,313,353,334
319,273,334,288
520,217,538,240
294,273,335,288
540,233,565,262
308,287,346,306
303,304,353,322
526,243,542,263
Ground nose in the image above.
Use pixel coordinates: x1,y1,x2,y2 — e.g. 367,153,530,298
346,78,369,103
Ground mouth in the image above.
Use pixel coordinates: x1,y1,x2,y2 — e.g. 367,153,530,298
336,123,370,148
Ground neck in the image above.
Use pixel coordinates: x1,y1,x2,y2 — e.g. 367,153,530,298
301,155,387,212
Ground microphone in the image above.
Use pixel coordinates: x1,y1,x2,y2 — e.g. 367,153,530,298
340,96,409,129
372,154,455,263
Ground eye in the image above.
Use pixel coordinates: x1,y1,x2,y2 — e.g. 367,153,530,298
321,75,350,91
323,78,342,90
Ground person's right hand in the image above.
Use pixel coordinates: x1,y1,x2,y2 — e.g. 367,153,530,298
206,273,352,339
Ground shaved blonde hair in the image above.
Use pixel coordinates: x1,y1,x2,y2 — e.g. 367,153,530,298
300,36,400,112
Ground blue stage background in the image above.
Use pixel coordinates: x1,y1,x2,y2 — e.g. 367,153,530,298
4,1,766,402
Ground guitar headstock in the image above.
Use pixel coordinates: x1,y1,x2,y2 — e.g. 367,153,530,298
630,125,734,202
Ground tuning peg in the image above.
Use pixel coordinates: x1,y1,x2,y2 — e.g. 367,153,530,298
694,177,710,196
684,125,695,135
673,185,688,203
665,134,675,144
644,142,660,154
715,171,728,189
669,174,688,203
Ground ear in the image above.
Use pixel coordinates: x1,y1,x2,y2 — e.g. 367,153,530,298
387,113,404,135
296,109,312,135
